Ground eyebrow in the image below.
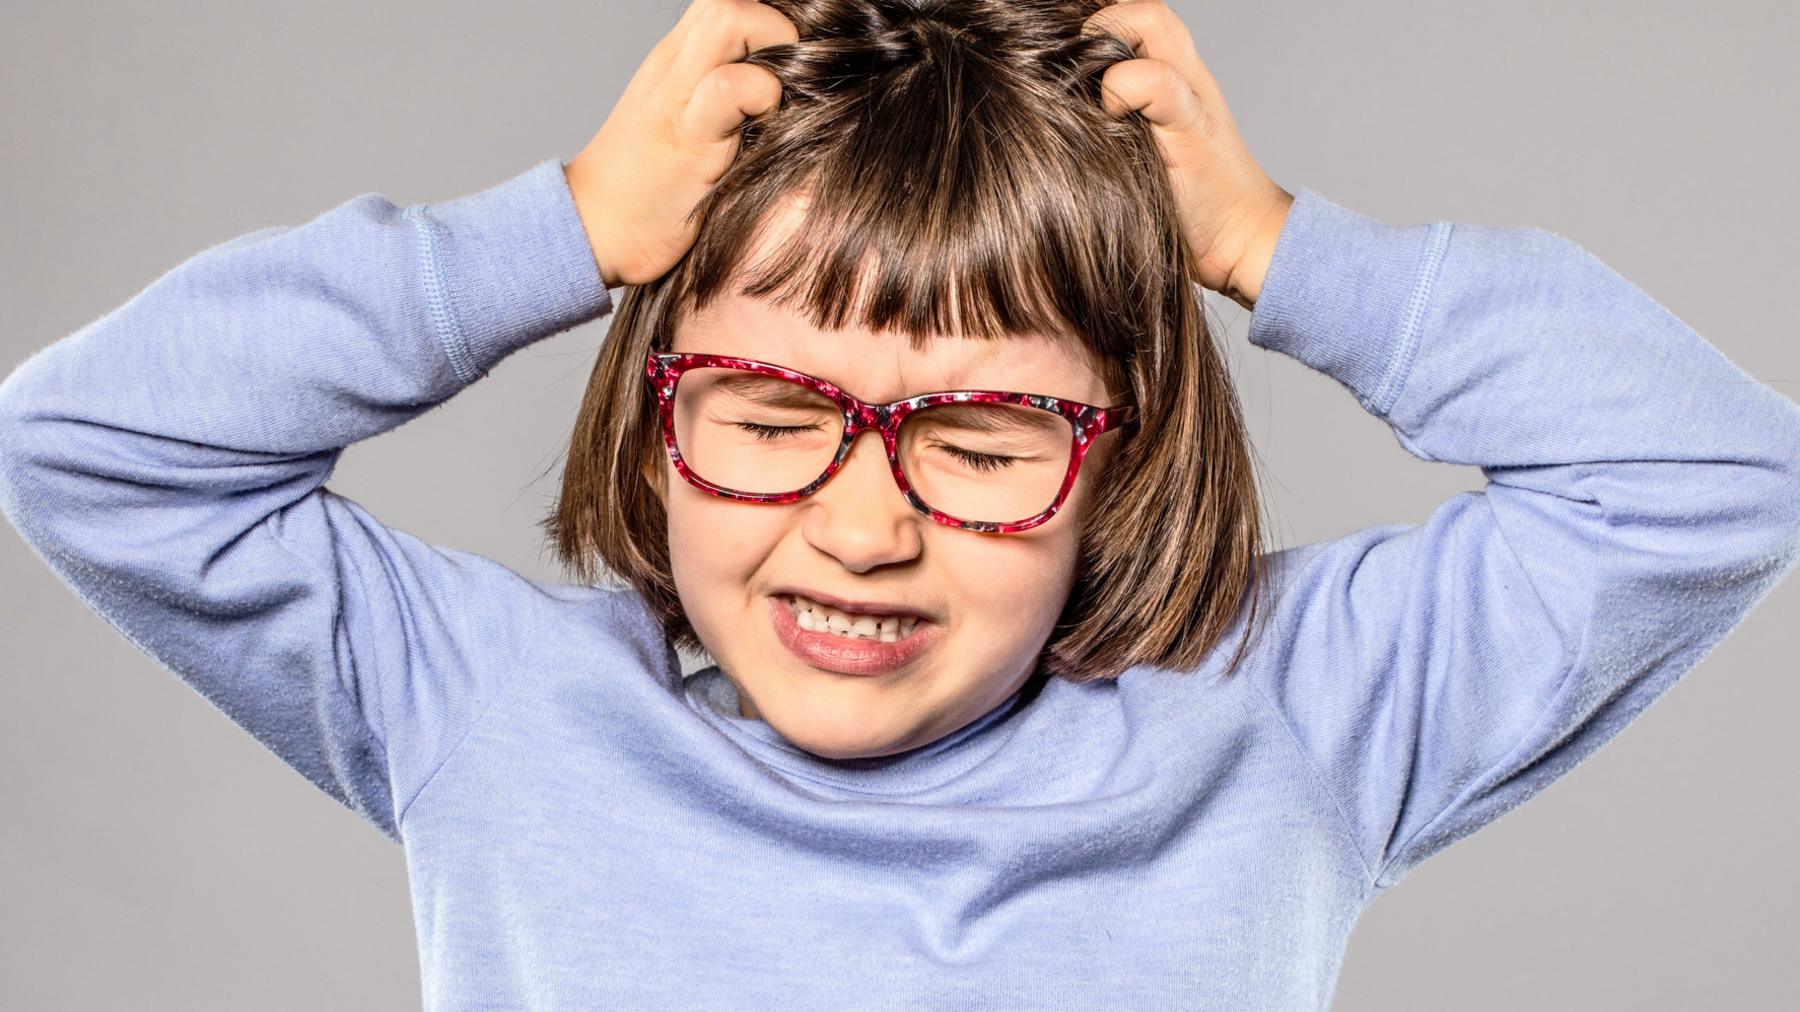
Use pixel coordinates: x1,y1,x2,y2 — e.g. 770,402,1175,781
921,403,1067,437
712,373,1065,437
713,373,832,410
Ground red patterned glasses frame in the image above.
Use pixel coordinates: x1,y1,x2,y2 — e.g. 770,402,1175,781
645,351,1138,534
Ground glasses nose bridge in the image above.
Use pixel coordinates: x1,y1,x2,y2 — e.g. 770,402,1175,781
832,399,905,490
844,398,899,444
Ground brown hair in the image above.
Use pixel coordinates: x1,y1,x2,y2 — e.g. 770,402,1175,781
540,0,1273,683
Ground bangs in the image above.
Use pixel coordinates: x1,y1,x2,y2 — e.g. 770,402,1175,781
548,1,1268,687
657,17,1182,400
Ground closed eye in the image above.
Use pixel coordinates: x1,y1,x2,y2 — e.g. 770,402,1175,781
935,443,1017,472
735,421,824,441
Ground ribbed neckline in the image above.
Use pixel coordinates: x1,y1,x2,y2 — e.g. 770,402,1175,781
681,665,1036,796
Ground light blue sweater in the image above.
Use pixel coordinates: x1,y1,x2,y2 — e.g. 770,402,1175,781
2,159,1797,1010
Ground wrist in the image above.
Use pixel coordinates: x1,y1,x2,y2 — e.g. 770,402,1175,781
562,160,618,288
1222,188,1296,312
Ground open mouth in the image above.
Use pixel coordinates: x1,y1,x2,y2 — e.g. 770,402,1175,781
769,595,937,676
781,593,922,642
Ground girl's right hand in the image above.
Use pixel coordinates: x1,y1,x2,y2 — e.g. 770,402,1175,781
1082,0,1292,311
564,0,799,288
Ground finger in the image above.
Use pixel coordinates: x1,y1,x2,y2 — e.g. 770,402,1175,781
680,61,784,142
1095,59,1209,137
640,0,723,80
669,0,800,96
1081,1,1223,111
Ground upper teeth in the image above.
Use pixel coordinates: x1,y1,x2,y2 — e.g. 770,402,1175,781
788,594,920,642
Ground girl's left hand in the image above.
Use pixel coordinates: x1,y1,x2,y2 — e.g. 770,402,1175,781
1082,0,1294,311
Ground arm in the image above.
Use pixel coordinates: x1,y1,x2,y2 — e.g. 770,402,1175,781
1242,189,1800,892
0,160,613,841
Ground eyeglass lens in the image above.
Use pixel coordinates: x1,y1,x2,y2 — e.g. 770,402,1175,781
671,367,1075,524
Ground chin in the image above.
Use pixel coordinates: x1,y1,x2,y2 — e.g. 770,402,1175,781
767,712,919,761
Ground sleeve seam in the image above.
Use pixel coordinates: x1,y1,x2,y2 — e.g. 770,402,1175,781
390,562,543,834
312,492,393,765
1371,462,1597,889
254,484,407,842
1237,648,1383,895
392,687,497,833
1368,221,1455,417
402,204,479,387
1370,656,1578,890
1240,220,1462,894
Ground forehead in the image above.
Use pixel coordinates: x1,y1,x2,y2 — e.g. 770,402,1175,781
672,290,1113,406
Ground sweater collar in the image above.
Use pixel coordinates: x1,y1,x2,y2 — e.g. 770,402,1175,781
681,664,1039,796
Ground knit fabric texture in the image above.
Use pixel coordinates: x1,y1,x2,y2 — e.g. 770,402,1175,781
2,159,1796,1010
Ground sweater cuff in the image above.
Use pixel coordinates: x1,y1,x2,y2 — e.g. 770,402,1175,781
1245,188,1454,418
405,159,615,386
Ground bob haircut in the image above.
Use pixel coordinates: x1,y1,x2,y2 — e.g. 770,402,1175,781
541,0,1274,684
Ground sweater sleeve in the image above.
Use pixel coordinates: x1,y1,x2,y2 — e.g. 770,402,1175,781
0,159,614,843
1242,189,1800,893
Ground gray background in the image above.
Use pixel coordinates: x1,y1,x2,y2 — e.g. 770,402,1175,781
3,0,1796,1007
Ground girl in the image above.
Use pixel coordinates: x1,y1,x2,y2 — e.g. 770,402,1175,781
3,0,1796,1008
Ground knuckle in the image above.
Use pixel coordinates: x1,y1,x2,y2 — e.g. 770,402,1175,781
1177,91,1213,137
690,3,741,47
1121,58,1161,94
1102,61,1149,103
1157,60,1188,93
707,64,740,96
723,0,765,30
1143,2,1184,34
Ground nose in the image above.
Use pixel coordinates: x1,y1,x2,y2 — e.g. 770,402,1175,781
801,426,922,572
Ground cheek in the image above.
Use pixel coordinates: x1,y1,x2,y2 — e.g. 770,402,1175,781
666,485,780,581
664,477,812,640
936,523,1082,628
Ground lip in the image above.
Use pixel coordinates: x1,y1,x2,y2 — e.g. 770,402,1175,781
769,595,939,676
768,586,935,623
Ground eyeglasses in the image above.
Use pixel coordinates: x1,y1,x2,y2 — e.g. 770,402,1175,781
645,351,1137,534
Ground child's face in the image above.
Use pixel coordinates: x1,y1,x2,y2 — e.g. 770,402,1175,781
662,289,1120,760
